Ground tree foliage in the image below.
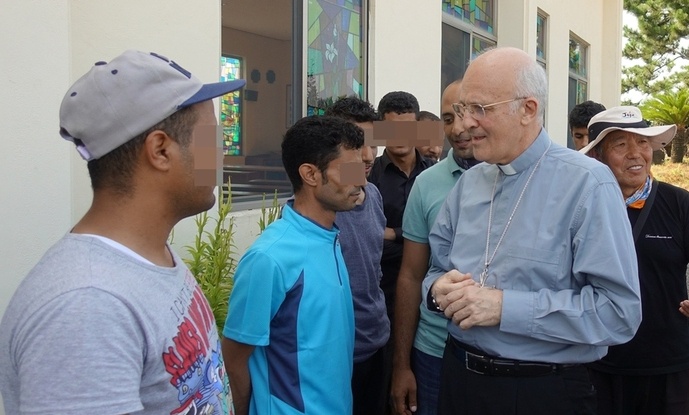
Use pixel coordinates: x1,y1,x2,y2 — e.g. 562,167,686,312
623,0,689,99
640,89,689,162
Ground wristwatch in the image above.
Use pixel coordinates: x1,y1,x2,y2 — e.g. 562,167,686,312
427,289,443,313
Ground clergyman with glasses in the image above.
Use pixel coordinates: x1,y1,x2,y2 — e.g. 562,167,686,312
422,47,642,414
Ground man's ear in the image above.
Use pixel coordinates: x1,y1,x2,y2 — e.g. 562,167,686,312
298,163,320,188
143,130,174,172
590,148,604,162
521,98,539,125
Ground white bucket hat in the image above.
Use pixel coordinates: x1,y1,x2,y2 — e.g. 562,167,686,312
579,106,676,155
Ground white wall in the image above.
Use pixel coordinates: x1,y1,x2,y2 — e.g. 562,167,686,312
368,0,442,113
0,1,72,354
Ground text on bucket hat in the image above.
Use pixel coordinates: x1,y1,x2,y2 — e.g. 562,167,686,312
579,106,676,155
59,50,246,161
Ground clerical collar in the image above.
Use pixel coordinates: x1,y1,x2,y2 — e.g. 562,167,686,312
495,129,551,176
497,164,517,175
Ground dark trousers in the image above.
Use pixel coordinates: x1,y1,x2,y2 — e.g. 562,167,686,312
588,367,689,415
352,345,390,415
438,339,596,415
410,347,442,415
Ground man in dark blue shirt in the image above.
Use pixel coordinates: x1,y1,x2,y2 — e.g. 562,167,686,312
369,91,434,326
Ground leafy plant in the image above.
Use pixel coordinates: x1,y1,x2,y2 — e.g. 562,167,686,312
258,190,282,233
640,89,689,162
184,185,237,335
182,183,283,335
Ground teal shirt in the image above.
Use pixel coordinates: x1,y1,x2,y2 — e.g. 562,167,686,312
402,149,466,357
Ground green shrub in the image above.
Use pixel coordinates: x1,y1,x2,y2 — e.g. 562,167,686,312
182,184,282,335
184,189,237,335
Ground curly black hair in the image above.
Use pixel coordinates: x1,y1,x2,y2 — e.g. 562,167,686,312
325,96,378,123
282,116,364,193
568,101,606,130
377,91,420,119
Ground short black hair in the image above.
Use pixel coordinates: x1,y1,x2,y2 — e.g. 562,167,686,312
325,96,378,123
377,91,420,119
418,110,440,121
87,105,198,195
282,116,364,193
569,101,606,130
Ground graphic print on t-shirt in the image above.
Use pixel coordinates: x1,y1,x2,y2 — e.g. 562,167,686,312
163,273,232,415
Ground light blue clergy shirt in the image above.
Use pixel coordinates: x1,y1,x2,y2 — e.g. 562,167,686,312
422,129,642,364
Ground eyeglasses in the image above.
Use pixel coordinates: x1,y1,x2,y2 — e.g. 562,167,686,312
451,97,527,120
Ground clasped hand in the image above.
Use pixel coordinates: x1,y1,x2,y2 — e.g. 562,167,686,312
431,269,503,329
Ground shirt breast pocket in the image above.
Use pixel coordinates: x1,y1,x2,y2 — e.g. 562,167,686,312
505,246,562,291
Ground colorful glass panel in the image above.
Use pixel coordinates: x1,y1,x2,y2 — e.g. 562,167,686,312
307,0,365,115
442,0,495,34
569,38,587,77
472,36,496,60
537,14,546,61
576,80,587,104
220,56,242,156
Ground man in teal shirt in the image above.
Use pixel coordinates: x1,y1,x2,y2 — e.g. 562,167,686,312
391,79,479,415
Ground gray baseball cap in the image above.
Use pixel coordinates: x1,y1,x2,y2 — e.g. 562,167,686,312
59,50,246,160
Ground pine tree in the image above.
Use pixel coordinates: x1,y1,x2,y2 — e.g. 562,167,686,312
623,0,689,99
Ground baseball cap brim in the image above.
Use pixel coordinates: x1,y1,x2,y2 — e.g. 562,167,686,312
179,79,247,109
580,124,676,155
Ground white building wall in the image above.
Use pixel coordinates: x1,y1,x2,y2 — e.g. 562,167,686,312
369,0,442,113
0,2,72,379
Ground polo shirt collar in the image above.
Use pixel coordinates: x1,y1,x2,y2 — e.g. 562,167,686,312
445,148,464,175
283,201,340,241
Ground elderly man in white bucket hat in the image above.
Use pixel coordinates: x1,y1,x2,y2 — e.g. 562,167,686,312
582,105,689,415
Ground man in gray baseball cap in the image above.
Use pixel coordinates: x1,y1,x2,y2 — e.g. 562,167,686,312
0,50,245,415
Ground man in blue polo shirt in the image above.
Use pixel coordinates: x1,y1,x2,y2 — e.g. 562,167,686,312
222,116,364,415
326,97,390,415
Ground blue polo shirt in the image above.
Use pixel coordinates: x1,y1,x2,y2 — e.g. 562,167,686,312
224,202,355,415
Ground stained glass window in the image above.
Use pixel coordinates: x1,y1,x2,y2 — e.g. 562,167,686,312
569,38,587,77
472,36,496,59
307,0,365,115
220,55,242,156
537,13,547,68
567,35,589,148
442,0,495,35
441,24,495,90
